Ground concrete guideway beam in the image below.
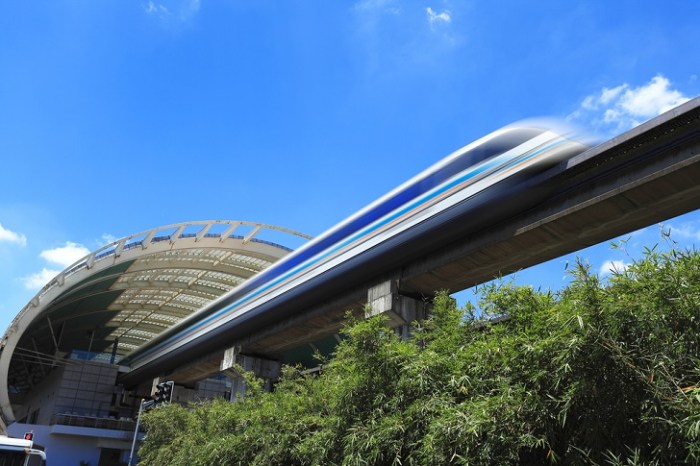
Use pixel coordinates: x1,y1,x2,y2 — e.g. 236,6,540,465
367,279,429,339
400,98,700,296
221,347,281,397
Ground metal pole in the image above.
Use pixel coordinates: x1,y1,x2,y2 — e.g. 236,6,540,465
128,399,145,466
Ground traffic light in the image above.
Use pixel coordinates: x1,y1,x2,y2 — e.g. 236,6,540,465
153,381,174,404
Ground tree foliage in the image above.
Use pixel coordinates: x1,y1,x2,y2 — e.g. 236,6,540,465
139,245,700,465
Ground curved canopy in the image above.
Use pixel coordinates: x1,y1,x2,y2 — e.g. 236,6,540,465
0,220,310,423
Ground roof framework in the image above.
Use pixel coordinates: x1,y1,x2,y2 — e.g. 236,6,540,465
0,220,310,424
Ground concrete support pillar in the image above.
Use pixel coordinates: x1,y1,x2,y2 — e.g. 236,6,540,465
220,347,281,401
366,280,429,339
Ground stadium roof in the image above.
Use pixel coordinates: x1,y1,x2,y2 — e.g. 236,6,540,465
0,220,310,424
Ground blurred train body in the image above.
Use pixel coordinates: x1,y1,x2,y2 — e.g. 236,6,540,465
123,123,590,378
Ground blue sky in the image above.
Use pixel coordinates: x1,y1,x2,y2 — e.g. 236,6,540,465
1,0,699,330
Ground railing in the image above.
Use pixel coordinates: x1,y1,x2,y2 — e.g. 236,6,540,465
51,413,138,432
6,220,312,335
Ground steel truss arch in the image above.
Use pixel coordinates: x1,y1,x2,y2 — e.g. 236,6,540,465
0,220,310,424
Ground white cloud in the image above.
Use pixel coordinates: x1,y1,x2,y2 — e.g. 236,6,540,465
20,241,90,290
620,76,688,117
664,222,700,241
599,85,625,106
144,0,200,22
39,242,90,267
144,1,168,15
571,75,692,135
599,259,628,276
22,268,61,290
426,7,451,26
20,240,93,291
0,223,26,246
101,234,118,245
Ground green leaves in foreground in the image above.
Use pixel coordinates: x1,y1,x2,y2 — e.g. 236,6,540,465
139,246,700,465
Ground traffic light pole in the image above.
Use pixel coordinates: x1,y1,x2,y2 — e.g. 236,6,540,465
128,398,154,466
127,380,174,465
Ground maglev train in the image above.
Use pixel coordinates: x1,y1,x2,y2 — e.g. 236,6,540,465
121,122,590,379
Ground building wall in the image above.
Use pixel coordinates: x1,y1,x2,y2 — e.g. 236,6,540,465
16,360,119,425
7,422,102,466
54,361,118,418
12,363,230,464
13,365,63,425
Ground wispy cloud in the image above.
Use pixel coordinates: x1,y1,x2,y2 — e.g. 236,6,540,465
22,268,61,290
599,259,628,276
21,241,90,290
0,223,26,247
144,0,200,23
570,75,692,135
664,221,700,241
101,234,118,245
144,1,169,15
351,1,461,76
39,242,90,267
22,241,91,290
425,7,451,26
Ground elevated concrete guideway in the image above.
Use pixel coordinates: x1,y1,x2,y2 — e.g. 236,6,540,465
122,98,700,389
400,98,700,295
